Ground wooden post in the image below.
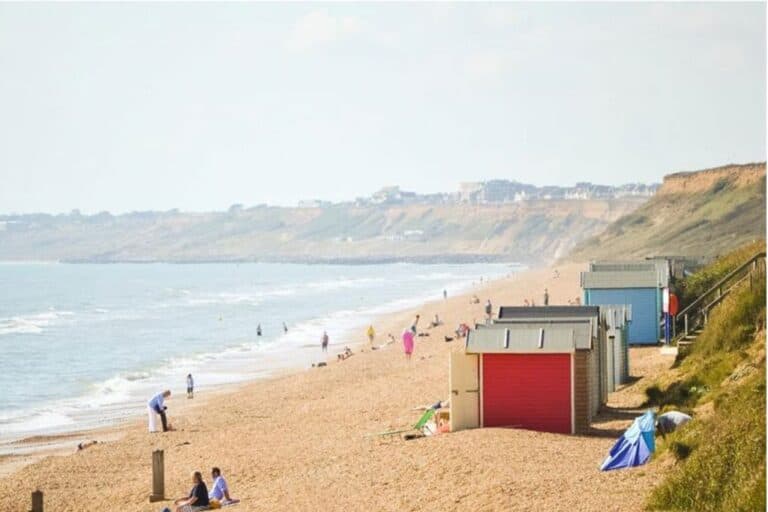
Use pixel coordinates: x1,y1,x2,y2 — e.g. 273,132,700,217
30,490,43,512
149,449,165,502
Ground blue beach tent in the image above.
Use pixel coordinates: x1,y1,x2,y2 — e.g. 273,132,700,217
600,410,656,471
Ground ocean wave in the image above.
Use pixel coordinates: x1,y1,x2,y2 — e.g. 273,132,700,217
0,310,74,336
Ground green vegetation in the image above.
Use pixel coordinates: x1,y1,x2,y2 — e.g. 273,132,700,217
569,164,765,262
644,245,766,512
679,240,765,306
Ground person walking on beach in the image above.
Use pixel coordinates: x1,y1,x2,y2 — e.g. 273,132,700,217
147,390,171,433
186,373,194,399
366,325,376,345
257,324,262,337
443,289,447,300
321,331,329,352
402,328,414,361
543,288,549,306
410,314,420,335
485,299,493,324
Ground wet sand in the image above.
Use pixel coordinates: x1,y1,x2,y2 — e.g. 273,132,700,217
0,262,675,511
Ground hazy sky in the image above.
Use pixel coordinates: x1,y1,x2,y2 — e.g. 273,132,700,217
0,2,765,214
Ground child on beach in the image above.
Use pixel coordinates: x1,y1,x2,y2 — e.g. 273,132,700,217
186,374,194,399
402,329,414,360
173,471,210,512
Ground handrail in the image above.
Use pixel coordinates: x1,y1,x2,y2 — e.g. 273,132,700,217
676,251,765,318
701,272,752,313
673,251,765,340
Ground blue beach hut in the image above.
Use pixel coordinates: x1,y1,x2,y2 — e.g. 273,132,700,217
581,263,667,345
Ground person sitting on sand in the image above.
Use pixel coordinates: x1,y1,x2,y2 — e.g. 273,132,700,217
209,467,239,505
470,295,480,304
77,440,98,451
337,346,353,361
147,390,172,433
173,471,210,512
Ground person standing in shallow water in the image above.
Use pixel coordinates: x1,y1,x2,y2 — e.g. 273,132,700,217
321,331,329,352
256,324,262,336
186,373,194,399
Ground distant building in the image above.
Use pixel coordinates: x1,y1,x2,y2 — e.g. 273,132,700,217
297,200,331,208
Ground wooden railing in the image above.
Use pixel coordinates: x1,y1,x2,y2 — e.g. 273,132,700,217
674,251,766,339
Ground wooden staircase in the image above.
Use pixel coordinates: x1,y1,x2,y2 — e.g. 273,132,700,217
673,251,765,350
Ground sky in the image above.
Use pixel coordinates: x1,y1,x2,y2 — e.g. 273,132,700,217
0,2,765,214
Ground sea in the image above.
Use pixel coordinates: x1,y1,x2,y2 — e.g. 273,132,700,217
0,262,515,446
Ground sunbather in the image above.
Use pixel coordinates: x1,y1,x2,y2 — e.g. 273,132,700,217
173,471,210,512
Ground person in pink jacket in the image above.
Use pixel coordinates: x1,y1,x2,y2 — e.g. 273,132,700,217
402,329,414,360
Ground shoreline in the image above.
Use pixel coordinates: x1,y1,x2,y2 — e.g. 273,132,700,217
0,261,675,512
0,264,522,478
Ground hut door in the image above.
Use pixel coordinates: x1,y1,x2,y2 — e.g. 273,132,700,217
450,352,480,431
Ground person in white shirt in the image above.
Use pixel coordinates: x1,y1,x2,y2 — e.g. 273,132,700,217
209,467,238,505
147,390,171,432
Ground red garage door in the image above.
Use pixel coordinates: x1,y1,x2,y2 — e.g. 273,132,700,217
482,353,572,434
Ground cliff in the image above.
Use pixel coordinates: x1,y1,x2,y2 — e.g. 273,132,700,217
568,163,766,261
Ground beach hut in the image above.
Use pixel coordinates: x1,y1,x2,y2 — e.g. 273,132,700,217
450,307,604,435
599,305,632,391
581,265,667,345
496,306,608,410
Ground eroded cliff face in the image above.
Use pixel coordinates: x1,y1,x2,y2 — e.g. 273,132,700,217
659,163,765,195
568,163,766,262
0,197,646,264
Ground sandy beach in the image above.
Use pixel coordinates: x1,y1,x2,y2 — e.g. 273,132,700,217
0,262,675,511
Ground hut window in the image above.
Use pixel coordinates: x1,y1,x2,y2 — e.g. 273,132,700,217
538,328,545,348
504,328,510,348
